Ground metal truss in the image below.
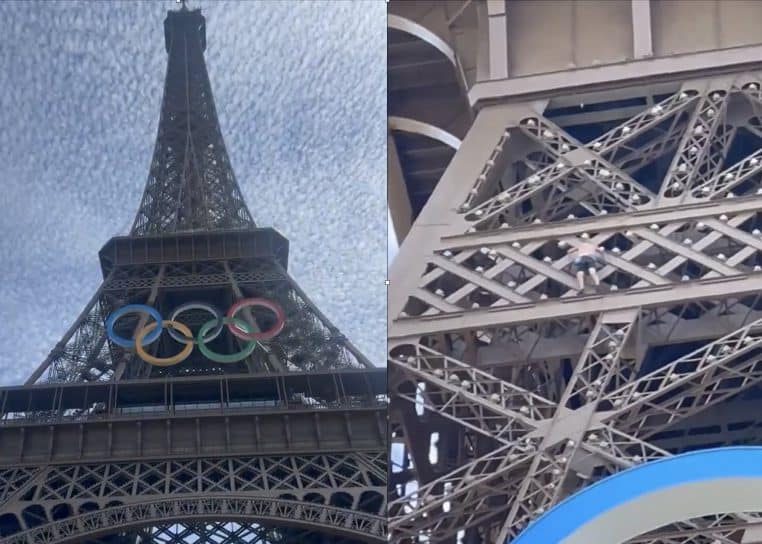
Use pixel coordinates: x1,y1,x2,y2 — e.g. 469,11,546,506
28,256,371,384
389,318,762,542
396,193,762,332
389,72,762,542
131,8,253,236
460,88,698,228
0,452,386,544
0,498,383,544
103,259,283,292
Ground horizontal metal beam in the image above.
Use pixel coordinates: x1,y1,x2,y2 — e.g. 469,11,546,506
98,229,289,276
0,407,386,466
2,369,385,403
390,274,762,339
439,196,762,249
103,267,285,292
468,44,762,106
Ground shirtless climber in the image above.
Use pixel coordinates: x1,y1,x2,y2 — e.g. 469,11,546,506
567,241,605,290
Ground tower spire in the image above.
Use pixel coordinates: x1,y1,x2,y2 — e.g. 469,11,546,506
131,6,254,235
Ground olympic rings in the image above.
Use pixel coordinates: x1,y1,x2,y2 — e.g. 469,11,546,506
105,298,286,366
227,298,285,341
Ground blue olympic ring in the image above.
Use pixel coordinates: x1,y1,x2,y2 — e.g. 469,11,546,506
106,304,163,348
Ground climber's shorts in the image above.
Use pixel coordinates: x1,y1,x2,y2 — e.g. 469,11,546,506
572,254,604,272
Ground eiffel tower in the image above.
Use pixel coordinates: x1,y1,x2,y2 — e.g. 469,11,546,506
0,4,386,544
388,1,762,542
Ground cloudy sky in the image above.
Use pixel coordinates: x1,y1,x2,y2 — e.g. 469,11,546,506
0,0,386,385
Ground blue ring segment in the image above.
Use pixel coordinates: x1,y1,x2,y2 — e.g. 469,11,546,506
512,447,762,543
105,304,162,348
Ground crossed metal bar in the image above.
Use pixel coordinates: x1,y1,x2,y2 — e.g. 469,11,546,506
390,312,762,541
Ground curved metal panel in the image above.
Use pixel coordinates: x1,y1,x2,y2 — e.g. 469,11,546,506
387,14,457,66
389,116,461,150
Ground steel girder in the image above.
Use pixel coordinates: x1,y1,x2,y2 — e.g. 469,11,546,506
394,192,762,334
0,452,386,544
389,73,762,542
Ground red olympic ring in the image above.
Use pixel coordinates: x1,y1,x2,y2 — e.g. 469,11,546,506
226,298,286,341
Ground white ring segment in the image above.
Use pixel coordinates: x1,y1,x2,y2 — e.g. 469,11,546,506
168,302,224,344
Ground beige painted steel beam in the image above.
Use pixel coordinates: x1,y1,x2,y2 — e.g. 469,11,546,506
486,0,508,80
390,274,762,339
439,196,762,249
631,0,653,59
469,44,762,106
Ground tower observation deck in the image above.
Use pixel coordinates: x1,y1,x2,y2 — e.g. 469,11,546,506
388,1,762,542
0,4,386,544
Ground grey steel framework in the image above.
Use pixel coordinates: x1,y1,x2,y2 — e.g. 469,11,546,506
388,1,762,542
0,4,386,544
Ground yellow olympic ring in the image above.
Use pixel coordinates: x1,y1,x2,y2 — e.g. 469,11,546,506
134,320,194,367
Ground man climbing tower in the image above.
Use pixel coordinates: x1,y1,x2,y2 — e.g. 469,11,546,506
567,240,605,290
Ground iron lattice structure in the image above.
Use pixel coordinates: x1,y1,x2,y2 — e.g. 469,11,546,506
0,5,386,543
131,7,253,235
388,69,762,541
